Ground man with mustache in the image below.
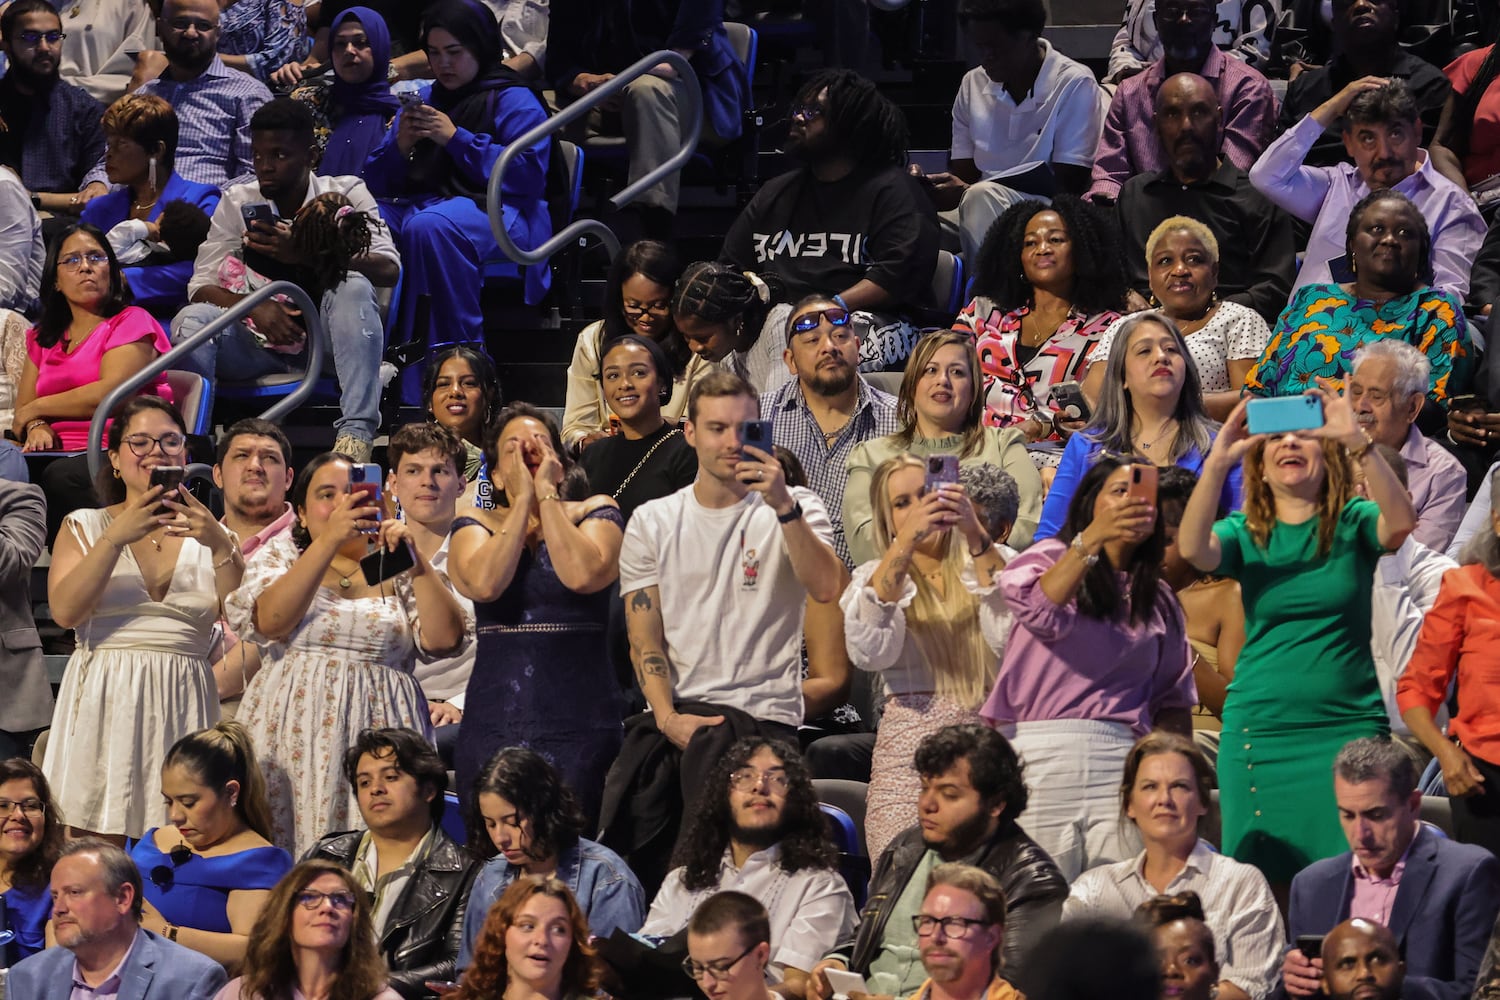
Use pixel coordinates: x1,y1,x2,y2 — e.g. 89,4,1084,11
908,865,1016,1000
1249,76,1483,303
1321,919,1406,1000
1115,72,1294,324
0,0,110,215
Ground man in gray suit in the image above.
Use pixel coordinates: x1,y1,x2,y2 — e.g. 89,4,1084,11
0,480,54,759
7,840,226,999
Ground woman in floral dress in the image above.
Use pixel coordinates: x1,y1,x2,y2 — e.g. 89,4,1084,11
227,451,467,855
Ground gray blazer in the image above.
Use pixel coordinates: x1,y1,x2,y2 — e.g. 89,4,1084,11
7,927,227,1000
0,480,53,733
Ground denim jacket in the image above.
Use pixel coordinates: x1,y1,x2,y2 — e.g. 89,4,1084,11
457,837,646,970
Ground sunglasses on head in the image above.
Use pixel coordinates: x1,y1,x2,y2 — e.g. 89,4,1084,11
790,307,851,334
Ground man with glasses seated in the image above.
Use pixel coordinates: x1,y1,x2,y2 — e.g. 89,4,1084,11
636,738,856,1000
7,839,227,1000
135,0,270,189
908,865,1017,1000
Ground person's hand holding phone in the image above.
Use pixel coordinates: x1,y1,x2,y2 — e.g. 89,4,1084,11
1447,396,1500,449
1306,377,1366,451
940,483,991,553
162,484,238,559
1088,486,1155,548
374,518,425,576
323,490,381,547
738,442,792,513
100,485,174,550
1281,946,1324,997
1206,397,1267,473
894,488,954,552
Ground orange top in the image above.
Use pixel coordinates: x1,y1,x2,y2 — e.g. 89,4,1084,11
1397,563,1500,765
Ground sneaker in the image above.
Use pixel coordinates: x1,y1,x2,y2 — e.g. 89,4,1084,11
333,433,373,463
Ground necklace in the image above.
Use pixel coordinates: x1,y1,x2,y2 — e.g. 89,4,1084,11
819,414,852,445
132,191,159,212
329,561,358,589
1137,418,1178,452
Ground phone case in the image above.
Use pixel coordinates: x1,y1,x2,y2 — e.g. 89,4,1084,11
1246,395,1323,435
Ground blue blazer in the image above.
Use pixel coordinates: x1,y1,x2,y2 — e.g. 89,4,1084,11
1285,825,1500,1000
7,927,227,1000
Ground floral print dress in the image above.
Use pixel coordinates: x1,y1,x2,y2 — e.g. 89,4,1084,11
227,533,439,856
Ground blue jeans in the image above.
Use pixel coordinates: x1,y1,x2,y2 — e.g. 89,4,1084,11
170,273,383,442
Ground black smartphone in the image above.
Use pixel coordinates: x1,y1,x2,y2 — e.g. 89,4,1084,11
240,201,280,229
361,538,416,585
739,420,774,457
1449,393,1488,413
1296,934,1325,960
150,465,186,513
1051,381,1091,423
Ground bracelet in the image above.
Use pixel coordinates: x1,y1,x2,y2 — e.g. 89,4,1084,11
23,418,48,434
1347,434,1375,462
166,924,178,942
1070,534,1099,568
213,549,242,570
538,493,561,503
776,500,804,524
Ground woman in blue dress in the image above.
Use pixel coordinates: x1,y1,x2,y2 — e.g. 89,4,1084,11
129,721,292,970
363,0,552,339
290,6,400,178
448,404,626,826
0,758,63,963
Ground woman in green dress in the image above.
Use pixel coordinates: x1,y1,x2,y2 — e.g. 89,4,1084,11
1175,379,1415,884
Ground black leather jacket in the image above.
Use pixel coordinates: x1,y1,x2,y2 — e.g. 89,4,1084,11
307,827,480,1000
843,820,1068,993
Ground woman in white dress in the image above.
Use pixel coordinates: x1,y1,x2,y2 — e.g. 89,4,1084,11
44,396,245,841
227,451,466,855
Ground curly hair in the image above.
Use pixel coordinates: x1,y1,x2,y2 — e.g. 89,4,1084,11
970,195,1127,316
163,721,275,843
1057,455,1169,626
791,69,909,168
239,861,388,1000
1344,188,1433,288
482,402,591,504
1241,437,1356,558
672,738,836,893
291,192,375,295
914,725,1029,822
0,758,65,891
466,747,587,864
453,876,599,1000
343,727,449,825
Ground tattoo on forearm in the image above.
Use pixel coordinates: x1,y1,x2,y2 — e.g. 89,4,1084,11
641,653,669,678
628,590,652,613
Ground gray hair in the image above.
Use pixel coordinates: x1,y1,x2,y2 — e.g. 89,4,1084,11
60,838,144,921
960,465,1020,540
1332,737,1417,800
1084,311,1215,461
1352,339,1429,400
1459,470,1500,576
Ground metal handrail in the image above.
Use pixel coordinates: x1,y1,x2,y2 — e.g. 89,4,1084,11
86,280,324,479
487,49,703,265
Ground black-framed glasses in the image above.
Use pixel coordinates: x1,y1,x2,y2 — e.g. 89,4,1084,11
912,915,992,939
0,797,44,817
622,298,670,317
728,768,790,793
16,29,65,45
149,843,193,890
123,432,186,457
791,307,852,335
683,941,758,982
296,889,357,911
790,103,824,122
58,251,109,271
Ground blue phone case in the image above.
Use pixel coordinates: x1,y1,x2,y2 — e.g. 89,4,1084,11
1246,395,1323,435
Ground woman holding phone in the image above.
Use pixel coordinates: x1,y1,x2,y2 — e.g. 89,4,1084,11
227,451,466,856
42,397,243,843
843,452,1011,857
1175,383,1415,884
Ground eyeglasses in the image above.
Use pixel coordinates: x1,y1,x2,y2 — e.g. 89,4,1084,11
122,432,186,457
16,29,65,45
728,769,790,793
1156,3,1213,20
58,251,110,271
296,889,358,911
683,941,758,982
148,843,194,890
790,104,825,122
166,16,217,31
791,307,853,336
912,915,992,939
0,798,44,817
622,298,670,317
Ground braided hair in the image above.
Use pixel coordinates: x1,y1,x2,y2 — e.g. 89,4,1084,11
792,69,909,168
672,261,787,340
291,192,375,295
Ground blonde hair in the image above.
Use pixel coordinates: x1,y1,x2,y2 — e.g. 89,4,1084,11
1241,437,1356,557
870,453,997,709
1145,215,1220,266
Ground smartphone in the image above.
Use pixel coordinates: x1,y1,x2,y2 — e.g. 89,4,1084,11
1127,463,1158,506
240,201,280,229
1296,934,1325,960
924,454,959,493
739,420,774,457
149,465,186,513
349,463,383,532
398,91,423,109
1246,395,1324,435
824,969,869,1000
361,538,416,585
1050,381,1091,423
1449,393,1488,413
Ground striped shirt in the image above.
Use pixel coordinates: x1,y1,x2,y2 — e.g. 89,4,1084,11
137,56,270,189
1063,839,1285,1000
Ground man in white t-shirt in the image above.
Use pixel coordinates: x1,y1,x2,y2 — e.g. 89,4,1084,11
912,0,1104,263
617,369,844,801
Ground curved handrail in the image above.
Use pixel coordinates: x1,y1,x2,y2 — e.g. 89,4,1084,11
487,49,703,265
86,281,324,479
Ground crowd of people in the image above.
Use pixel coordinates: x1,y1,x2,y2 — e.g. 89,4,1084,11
7,0,1500,996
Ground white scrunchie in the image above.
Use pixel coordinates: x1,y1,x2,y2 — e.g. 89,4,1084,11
742,270,771,304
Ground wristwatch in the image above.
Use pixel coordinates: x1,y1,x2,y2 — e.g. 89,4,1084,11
776,500,804,524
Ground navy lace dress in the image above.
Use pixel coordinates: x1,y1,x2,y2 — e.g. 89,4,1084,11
452,508,625,823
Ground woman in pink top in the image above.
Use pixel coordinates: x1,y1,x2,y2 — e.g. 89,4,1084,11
11,223,172,452
982,453,1196,880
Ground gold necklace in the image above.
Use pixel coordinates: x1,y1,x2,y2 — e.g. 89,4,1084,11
329,561,358,589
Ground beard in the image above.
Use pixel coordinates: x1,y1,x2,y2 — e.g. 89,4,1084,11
730,809,788,851
7,57,58,91
923,808,995,859
804,362,856,397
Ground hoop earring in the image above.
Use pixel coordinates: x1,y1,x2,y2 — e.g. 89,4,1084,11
112,466,121,479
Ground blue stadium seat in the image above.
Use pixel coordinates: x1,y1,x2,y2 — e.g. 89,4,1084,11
441,790,466,846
